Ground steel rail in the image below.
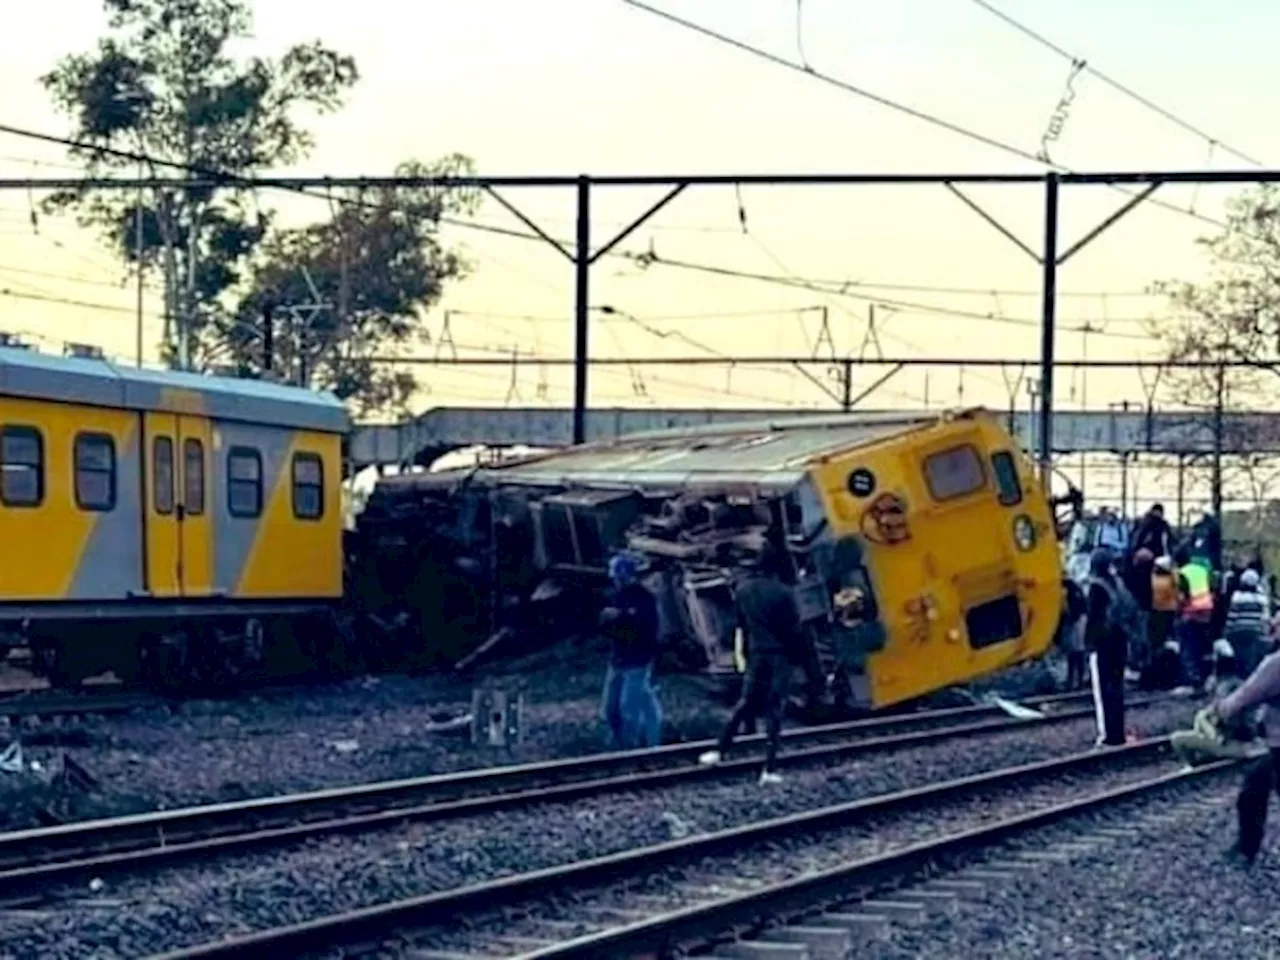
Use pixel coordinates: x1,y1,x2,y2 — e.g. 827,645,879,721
144,735,1215,960
0,688,159,720
0,691,1144,895
519,757,1241,960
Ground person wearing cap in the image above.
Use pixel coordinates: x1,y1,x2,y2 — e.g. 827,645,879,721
699,542,805,784
598,553,662,750
1226,568,1272,677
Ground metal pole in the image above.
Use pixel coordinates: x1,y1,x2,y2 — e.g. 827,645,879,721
262,303,274,375
1212,359,1225,517
1176,454,1186,529
1038,174,1060,487
841,358,853,411
134,171,144,367
572,175,591,446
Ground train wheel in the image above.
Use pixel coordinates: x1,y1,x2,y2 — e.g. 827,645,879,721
31,638,96,690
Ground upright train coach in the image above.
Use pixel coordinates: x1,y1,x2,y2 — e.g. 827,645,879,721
0,345,348,688
359,408,1073,712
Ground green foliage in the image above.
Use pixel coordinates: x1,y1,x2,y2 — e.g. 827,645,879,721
42,0,475,414
1152,185,1280,403
42,0,358,366
1152,186,1280,505
229,156,481,415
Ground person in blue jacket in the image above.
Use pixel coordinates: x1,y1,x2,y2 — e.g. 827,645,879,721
599,553,662,749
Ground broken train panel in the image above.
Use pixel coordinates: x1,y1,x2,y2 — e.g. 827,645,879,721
356,408,1063,710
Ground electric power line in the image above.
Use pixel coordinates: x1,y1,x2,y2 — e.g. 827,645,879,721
965,0,1265,168
617,0,1241,234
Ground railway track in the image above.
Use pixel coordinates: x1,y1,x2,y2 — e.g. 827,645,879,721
0,687,159,721
0,688,1154,899
143,734,1243,960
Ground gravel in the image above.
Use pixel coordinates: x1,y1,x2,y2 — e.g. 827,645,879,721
877,773,1274,960
0,652,731,832
0,699,1199,959
0,636,1109,834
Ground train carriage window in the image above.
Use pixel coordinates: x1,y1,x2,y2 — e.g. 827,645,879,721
153,437,175,515
227,447,262,518
1,426,43,507
922,444,986,502
74,433,116,512
184,439,205,516
990,451,1023,507
291,452,324,520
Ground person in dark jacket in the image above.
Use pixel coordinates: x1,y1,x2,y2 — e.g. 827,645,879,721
598,553,662,750
1205,648,1280,865
699,545,804,784
1086,547,1128,747
1131,503,1172,560
1062,578,1088,691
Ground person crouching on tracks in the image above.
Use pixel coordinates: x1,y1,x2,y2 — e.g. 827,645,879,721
699,543,803,785
1197,646,1280,866
1085,548,1129,748
598,553,663,750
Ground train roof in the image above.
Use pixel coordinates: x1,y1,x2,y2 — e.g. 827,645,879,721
464,409,987,492
0,346,349,433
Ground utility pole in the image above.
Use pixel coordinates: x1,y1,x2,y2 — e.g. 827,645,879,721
840,358,853,411
572,175,591,445
1212,358,1225,518
1038,174,1060,489
161,192,176,366
261,302,275,375
134,167,145,368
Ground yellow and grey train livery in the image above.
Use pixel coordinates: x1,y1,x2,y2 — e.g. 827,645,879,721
0,345,349,688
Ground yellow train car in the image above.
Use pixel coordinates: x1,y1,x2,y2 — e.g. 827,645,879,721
370,407,1064,710
0,345,348,687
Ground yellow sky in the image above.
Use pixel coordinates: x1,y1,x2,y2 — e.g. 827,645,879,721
0,0,1275,454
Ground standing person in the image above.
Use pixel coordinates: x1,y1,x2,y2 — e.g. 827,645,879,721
1189,512,1222,572
1097,508,1129,555
1176,548,1214,688
1132,503,1173,560
1225,568,1272,677
1085,548,1128,747
598,553,662,750
699,544,804,785
1149,556,1179,649
1202,648,1280,866
1062,578,1088,691
1125,548,1156,675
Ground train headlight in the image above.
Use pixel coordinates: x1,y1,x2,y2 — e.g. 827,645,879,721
1013,514,1037,552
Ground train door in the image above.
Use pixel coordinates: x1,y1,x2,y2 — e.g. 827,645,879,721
177,415,214,597
915,433,1023,661
143,413,181,598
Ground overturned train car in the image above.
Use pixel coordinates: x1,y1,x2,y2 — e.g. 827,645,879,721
356,408,1064,710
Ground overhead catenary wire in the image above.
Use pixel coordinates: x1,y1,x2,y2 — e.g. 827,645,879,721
964,0,1265,168
0,129,1165,342
616,0,1243,234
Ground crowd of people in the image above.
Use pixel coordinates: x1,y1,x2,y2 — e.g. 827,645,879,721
598,502,1280,863
1061,503,1280,866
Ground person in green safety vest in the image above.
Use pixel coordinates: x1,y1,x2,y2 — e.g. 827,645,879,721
1177,547,1214,687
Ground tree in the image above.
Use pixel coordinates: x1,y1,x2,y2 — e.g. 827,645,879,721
229,156,480,415
1152,185,1280,514
42,0,358,367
